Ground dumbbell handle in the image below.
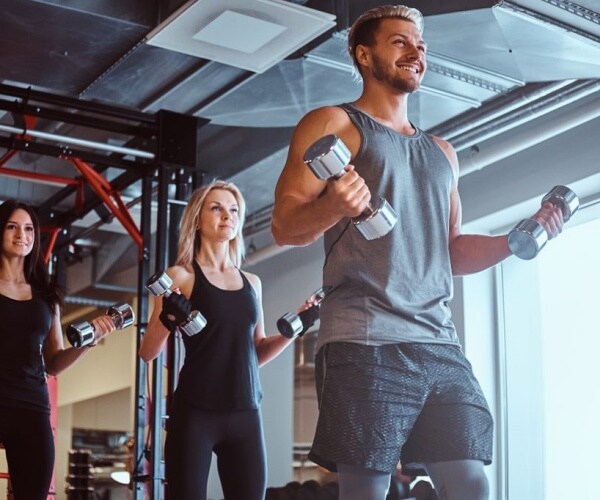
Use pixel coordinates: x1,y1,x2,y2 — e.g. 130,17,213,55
67,302,135,348
146,271,207,336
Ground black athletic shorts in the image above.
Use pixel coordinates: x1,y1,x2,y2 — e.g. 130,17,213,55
308,342,494,474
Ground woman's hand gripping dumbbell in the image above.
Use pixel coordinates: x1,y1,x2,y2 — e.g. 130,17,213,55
277,287,327,339
146,271,207,336
508,185,579,260
66,302,135,348
303,134,398,240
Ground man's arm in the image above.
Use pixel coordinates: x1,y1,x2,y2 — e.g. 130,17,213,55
436,136,564,276
271,107,371,246
447,164,513,275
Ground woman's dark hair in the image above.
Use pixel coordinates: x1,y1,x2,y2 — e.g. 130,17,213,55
0,199,63,309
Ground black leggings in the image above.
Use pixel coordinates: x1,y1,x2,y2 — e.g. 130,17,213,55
165,400,266,500
0,407,54,500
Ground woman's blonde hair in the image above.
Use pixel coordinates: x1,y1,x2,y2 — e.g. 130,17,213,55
348,5,424,75
175,180,247,268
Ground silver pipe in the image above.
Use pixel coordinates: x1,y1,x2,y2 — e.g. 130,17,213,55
0,124,155,159
93,282,138,293
430,80,575,141
451,79,600,152
64,296,119,308
458,97,600,176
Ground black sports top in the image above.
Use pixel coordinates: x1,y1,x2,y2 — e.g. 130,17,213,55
0,291,53,413
175,261,262,410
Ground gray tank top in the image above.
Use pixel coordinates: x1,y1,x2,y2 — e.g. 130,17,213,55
318,103,459,350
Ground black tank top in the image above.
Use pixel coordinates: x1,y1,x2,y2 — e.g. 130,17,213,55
0,291,53,413
175,261,262,410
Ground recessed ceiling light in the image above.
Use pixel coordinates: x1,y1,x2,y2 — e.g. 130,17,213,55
192,10,286,54
146,0,336,73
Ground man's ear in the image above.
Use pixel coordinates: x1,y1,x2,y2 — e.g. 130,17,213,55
355,45,370,68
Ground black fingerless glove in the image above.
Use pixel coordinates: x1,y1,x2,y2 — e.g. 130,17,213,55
159,293,192,331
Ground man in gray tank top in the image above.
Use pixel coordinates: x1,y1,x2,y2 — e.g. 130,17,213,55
272,5,565,500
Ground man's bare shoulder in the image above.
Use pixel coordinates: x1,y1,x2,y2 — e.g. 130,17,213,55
298,105,352,130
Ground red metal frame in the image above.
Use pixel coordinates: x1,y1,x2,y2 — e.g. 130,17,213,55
0,156,143,260
70,157,143,256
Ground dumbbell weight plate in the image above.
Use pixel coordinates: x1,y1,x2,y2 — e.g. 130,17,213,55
303,134,351,180
179,310,207,336
66,321,95,348
146,271,173,297
353,197,399,240
107,302,135,329
277,312,304,339
508,218,549,260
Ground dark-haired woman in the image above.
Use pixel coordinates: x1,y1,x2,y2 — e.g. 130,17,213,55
0,200,115,499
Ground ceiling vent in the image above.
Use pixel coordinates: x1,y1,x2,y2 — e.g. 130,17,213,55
146,0,336,73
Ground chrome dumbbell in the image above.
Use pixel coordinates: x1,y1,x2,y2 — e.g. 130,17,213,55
67,302,135,348
146,271,206,336
508,185,579,260
303,134,398,240
277,287,326,339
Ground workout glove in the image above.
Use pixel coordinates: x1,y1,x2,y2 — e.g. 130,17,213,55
159,293,192,331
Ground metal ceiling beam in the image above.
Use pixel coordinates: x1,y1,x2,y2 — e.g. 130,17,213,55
0,98,156,138
500,1,600,44
0,83,155,124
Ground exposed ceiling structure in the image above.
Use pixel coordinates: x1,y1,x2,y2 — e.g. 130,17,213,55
0,0,599,309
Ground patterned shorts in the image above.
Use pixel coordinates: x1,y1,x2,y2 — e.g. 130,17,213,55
308,342,493,474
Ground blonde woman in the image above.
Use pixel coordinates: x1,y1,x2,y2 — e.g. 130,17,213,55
140,180,295,500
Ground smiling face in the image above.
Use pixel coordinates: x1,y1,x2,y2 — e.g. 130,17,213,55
357,18,427,93
198,188,240,242
2,208,35,258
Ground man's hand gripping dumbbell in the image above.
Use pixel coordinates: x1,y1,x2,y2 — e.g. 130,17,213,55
146,270,207,336
66,302,134,348
304,134,398,240
508,185,579,260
